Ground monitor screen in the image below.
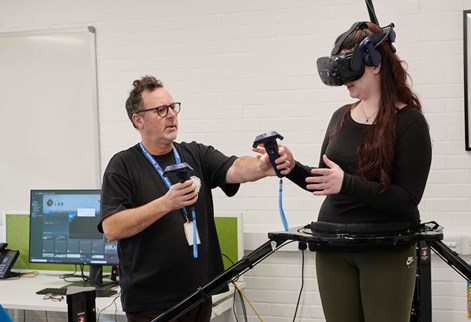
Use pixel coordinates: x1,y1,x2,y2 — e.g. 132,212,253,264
29,189,118,287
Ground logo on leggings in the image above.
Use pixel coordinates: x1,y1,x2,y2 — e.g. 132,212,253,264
406,256,414,267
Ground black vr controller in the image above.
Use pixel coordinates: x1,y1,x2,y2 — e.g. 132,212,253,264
253,131,284,178
164,162,193,183
164,162,195,220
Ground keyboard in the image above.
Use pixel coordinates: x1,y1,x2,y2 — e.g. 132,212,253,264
36,287,118,297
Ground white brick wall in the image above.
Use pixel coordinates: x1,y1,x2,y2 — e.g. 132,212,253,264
1,0,471,320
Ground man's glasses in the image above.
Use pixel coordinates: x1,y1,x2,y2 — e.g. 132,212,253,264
136,102,181,117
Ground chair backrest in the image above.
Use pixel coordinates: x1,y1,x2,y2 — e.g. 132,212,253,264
0,304,12,322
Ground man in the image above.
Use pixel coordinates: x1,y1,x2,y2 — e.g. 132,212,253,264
98,75,292,322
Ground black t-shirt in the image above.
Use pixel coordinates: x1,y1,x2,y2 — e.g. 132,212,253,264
287,105,432,230
98,141,239,312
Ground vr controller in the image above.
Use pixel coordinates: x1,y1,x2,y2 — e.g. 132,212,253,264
164,162,198,242
164,162,193,183
253,131,284,178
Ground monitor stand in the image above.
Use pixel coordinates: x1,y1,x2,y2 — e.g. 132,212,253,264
66,264,119,290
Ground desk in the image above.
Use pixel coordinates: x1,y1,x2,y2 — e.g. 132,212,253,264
0,270,240,321
0,270,123,319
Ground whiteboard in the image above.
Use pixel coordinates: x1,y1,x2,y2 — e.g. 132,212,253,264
0,27,100,210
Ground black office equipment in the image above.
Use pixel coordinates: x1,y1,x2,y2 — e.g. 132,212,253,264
29,189,119,289
66,288,96,322
0,243,20,279
37,287,117,298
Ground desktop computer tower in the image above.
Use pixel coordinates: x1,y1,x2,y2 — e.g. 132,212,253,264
66,288,96,322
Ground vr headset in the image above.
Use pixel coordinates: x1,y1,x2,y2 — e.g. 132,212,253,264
316,22,396,86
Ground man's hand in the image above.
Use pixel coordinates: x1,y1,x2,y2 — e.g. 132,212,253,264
162,179,199,211
252,143,295,177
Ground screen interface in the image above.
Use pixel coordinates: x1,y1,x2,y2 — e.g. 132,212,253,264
29,190,118,266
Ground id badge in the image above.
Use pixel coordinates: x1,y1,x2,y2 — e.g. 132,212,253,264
184,221,201,246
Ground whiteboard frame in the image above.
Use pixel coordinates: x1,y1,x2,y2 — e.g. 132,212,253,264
0,26,101,209
464,11,471,151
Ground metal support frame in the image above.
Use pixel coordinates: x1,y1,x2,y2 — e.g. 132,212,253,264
411,239,471,322
151,238,291,322
411,241,432,322
152,223,471,322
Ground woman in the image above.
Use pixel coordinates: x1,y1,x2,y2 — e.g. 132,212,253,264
286,22,432,322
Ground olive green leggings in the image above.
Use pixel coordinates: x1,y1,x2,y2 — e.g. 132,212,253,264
316,245,417,322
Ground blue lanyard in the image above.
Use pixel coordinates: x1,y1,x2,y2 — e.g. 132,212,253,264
139,143,198,258
139,143,187,218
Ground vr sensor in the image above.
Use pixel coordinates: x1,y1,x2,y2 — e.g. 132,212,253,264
317,22,396,86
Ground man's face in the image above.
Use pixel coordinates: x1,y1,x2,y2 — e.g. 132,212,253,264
136,87,179,145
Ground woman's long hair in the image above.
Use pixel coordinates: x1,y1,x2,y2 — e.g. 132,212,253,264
337,22,422,191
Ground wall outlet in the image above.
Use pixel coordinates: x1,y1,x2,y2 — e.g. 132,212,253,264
443,235,461,254
460,236,471,255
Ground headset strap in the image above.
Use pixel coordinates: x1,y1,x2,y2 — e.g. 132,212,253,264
331,0,396,56
331,21,366,55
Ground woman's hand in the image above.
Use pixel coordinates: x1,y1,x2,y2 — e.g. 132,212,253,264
306,154,344,195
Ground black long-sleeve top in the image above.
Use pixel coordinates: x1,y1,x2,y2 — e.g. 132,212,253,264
287,105,432,232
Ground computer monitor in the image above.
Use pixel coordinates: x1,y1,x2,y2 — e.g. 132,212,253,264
29,189,118,288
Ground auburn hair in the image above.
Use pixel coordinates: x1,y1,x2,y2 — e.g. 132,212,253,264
336,22,422,191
